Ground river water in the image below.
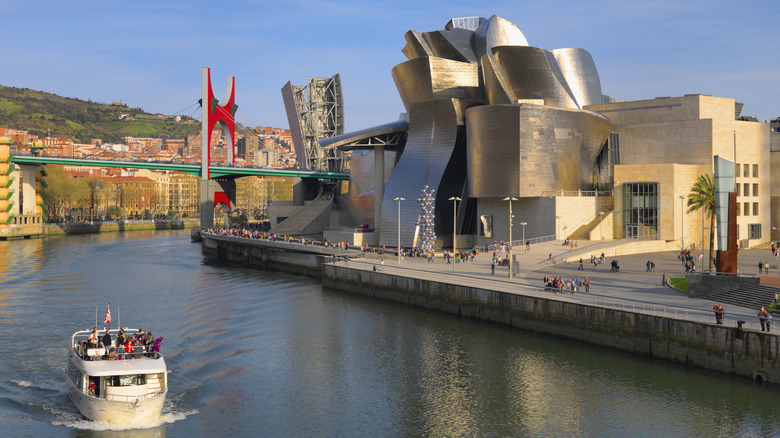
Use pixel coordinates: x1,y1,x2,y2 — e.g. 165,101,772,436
2,230,780,437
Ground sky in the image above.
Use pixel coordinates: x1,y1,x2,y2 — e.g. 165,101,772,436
2,0,778,134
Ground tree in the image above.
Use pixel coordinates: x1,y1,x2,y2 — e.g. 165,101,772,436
686,174,716,270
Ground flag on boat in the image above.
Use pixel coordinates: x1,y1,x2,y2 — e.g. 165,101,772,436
105,303,111,325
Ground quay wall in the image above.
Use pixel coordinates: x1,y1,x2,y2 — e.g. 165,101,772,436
200,233,362,278
323,264,780,384
45,220,196,236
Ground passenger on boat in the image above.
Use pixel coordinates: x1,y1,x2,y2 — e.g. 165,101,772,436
144,331,154,346
151,337,163,355
76,340,85,359
108,347,117,360
87,329,98,348
102,329,112,347
88,379,96,396
124,338,135,357
116,328,125,347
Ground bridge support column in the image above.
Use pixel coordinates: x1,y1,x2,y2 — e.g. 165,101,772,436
200,179,236,228
20,165,40,215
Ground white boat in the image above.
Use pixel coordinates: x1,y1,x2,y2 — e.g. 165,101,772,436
65,329,167,423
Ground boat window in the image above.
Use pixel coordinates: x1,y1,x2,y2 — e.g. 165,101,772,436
66,361,82,387
105,374,147,386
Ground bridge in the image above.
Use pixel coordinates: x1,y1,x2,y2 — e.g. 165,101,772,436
10,155,349,180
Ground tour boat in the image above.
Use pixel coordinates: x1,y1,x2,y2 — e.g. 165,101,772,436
65,328,167,423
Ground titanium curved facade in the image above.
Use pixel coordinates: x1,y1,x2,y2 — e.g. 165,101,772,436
467,104,614,198
328,14,612,248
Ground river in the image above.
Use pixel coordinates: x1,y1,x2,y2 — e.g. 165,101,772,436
1,230,780,437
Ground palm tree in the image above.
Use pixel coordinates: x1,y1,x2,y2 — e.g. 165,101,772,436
686,174,716,270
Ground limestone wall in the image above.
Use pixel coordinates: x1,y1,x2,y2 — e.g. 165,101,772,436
324,264,780,383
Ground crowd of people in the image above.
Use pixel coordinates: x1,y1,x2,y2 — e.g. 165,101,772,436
76,327,163,361
543,274,590,294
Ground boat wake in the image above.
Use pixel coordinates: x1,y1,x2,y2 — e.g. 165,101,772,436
52,409,198,431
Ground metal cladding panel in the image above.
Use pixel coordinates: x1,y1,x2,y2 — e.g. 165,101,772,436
344,149,397,225
423,29,479,64
392,57,481,107
491,46,579,109
281,81,307,170
481,54,512,105
466,104,613,198
551,48,603,108
402,30,432,60
472,15,529,61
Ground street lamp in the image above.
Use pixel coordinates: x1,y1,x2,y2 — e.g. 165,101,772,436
394,197,405,264
448,196,461,271
679,195,685,252
555,216,561,240
502,196,517,247
520,222,527,252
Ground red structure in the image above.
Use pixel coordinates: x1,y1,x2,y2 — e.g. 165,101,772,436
201,68,237,180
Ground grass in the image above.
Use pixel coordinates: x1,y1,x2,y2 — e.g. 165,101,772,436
668,277,689,292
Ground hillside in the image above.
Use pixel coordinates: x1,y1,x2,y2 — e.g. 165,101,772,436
0,84,202,144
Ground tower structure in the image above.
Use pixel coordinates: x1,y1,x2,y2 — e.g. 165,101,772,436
282,74,345,172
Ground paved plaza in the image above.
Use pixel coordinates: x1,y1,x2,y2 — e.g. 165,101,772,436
342,239,780,332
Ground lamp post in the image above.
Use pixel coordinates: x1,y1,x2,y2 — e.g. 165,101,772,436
520,221,527,252
394,197,405,264
679,195,685,252
448,196,461,271
598,211,604,241
555,216,561,240
502,197,517,247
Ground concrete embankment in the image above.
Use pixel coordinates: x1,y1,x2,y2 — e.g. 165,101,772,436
323,263,780,384
45,220,196,236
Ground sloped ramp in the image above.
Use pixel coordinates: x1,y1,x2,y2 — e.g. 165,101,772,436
270,192,334,236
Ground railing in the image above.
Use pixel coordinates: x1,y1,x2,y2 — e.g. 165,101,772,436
326,226,376,233
539,189,612,197
105,390,164,403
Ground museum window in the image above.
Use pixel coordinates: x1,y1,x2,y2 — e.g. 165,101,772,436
744,183,750,197
621,182,658,240
736,163,741,177
736,184,741,196
749,224,762,240
744,163,749,177
744,202,750,216
753,164,759,178
753,202,759,216
753,184,759,197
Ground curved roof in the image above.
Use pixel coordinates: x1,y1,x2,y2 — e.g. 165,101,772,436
319,120,409,151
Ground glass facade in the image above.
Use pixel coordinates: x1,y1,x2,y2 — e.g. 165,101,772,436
621,182,658,239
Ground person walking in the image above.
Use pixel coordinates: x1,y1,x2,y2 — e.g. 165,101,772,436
491,261,495,275
584,276,590,293
759,261,764,275
712,303,724,325
578,258,584,271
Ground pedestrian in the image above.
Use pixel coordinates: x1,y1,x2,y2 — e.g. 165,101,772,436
584,276,590,293
491,262,495,275
766,262,770,275
578,258,583,270
651,260,655,272
712,303,724,325
758,307,772,332
759,261,764,275
646,260,651,272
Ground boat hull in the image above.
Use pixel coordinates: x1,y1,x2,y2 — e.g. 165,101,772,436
67,379,167,423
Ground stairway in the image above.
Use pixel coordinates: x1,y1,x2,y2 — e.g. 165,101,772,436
270,192,334,236
703,281,779,311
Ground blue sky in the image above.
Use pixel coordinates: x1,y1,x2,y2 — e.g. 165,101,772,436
2,0,778,133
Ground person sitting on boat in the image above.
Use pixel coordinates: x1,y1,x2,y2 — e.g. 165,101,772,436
107,347,117,360
87,329,98,348
88,379,96,396
124,337,135,358
76,340,86,359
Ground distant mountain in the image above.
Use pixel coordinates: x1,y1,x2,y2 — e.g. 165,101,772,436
0,84,201,144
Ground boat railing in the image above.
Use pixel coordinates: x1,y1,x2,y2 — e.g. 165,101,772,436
74,345,163,361
105,389,165,403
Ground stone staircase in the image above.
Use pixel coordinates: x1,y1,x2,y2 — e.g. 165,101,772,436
702,279,779,311
270,192,334,236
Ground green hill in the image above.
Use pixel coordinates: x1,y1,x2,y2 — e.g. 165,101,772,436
0,84,202,144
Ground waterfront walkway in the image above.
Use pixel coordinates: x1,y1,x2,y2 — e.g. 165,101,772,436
337,239,780,332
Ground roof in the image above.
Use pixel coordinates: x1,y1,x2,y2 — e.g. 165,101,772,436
318,120,409,150
74,354,167,376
